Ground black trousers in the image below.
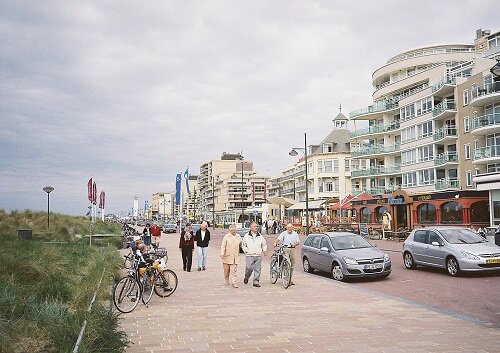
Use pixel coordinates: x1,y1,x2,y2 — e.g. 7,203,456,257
181,247,193,271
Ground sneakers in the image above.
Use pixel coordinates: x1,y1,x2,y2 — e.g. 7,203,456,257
232,284,238,288
253,283,261,287
197,267,201,271
224,280,229,286
243,278,248,284
202,267,206,271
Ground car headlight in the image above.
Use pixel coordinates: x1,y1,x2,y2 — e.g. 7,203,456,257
383,253,390,262
460,251,479,260
343,257,358,265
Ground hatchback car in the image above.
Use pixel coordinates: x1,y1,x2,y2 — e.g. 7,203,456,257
301,232,391,281
403,227,500,276
162,223,177,233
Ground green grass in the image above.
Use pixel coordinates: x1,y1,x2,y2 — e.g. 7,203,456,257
0,210,128,353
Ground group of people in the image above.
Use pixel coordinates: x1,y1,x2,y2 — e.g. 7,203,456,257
142,223,162,247
178,220,300,288
264,219,284,235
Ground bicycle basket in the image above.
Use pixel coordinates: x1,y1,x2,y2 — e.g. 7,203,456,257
155,247,168,257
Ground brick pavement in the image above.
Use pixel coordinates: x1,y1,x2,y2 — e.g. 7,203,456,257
119,229,499,353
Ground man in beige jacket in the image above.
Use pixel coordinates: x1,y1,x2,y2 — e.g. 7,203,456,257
220,224,242,288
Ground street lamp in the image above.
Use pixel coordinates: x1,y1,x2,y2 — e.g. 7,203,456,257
490,58,500,78
43,186,54,229
289,132,309,236
212,175,216,229
241,161,245,228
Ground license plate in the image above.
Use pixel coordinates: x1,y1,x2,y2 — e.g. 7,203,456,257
364,264,383,270
486,258,500,264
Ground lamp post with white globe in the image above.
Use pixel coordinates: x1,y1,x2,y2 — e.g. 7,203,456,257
43,186,54,230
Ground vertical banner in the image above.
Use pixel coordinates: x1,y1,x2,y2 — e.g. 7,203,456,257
87,178,93,202
252,182,255,205
264,179,267,200
92,182,97,205
99,191,105,222
184,167,190,194
175,173,182,205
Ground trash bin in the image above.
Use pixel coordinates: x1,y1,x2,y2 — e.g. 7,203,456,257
18,229,32,240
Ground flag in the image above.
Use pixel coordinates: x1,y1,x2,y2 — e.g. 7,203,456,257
99,191,105,209
87,178,93,202
92,181,97,205
183,167,190,194
175,173,182,205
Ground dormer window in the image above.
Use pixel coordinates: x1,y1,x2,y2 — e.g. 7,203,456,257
323,143,333,153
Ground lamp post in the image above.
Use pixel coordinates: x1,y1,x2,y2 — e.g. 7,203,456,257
490,58,500,78
43,186,54,230
289,132,309,236
241,161,245,228
212,176,216,229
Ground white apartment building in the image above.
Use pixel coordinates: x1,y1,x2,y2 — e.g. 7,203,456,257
151,192,174,220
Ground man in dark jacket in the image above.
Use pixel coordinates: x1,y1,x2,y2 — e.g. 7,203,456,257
179,224,195,271
194,221,210,271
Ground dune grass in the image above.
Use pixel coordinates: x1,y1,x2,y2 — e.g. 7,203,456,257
0,210,128,352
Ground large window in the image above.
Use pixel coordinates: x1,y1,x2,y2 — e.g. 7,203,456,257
441,202,463,224
417,203,436,224
345,158,350,172
417,121,433,139
332,159,339,173
470,200,489,224
418,169,434,185
418,145,434,162
402,149,417,165
402,172,417,187
375,206,388,223
361,207,372,223
324,160,332,172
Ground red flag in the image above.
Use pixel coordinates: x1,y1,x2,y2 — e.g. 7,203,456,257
99,191,105,209
87,178,93,202
92,181,97,205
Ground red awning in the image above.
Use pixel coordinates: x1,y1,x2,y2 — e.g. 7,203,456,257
330,195,354,210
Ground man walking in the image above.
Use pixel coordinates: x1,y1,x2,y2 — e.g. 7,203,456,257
194,221,210,271
150,223,162,247
274,223,300,285
242,222,267,287
220,224,242,287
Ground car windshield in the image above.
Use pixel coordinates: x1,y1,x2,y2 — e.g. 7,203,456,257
329,235,372,250
439,229,488,244
166,224,175,228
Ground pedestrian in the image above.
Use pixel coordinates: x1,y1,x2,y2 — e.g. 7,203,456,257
274,223,300,285
194,221,210,271
179,224,194,271
150,223,162,248
272,220,277,234
142,223,152,248
265,219,269,235
220,224,242,288
242,222,267,287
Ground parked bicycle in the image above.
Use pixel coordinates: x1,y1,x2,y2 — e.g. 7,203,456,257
269,244,292,289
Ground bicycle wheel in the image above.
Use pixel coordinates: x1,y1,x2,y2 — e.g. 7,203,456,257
270,256,278,284
113,276,140,313
154,269,178,297
281,260,291,289
140,271,155,305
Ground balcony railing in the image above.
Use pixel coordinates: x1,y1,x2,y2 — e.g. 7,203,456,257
472,112,500,131
351,164,402,178
432,99,456,117
349,101,399,119
431,73,471,93
351,144,401,158
474,145,500,160
433,126,457,141
434,152,458,166
436,178,459,190
352,186,402,196
471,82,500,100
350,121,401,137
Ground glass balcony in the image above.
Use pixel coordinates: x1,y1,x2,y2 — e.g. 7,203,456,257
433,126,457,141
432,99,456,117
350,121,401,138
436,178,459,190
432,73,471,93
350,101,399,119
472,112,500,131
474,145,500,161
351,144,401,158
351,164,402,178
434,152,458,166
471,82,500,100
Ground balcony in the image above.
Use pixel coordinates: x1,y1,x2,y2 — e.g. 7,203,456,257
471,82,500,107
432,99,456,119
352,186,402,196
432,73,470,96
436,178,459,190
434,152,458,166
350,121,401,138
433,126,457,142
349,101,399,119
473,145,500,164
351,164,401,178
351,144,401,158
471,113,500,135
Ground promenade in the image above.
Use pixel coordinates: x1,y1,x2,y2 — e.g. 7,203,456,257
119,229,499,353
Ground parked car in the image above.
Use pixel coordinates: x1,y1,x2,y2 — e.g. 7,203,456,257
191,223,201,235
162,223,177,234
301,232,391,281
403,227,500,276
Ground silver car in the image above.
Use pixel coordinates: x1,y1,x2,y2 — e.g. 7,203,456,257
403,227,500,276
301,232,391,281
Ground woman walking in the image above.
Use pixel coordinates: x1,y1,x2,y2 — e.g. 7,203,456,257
220,224,242,288
179,224,194,272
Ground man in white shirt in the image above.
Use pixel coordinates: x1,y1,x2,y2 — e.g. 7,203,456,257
194,221,211,271
242,222,267,287
274,223,300,285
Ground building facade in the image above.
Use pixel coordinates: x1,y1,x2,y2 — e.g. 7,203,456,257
151,192,174,220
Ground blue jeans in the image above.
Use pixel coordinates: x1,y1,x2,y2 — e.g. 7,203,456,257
197,246,208,268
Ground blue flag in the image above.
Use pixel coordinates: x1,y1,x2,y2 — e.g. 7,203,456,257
184,167,190,194
175,173,182,205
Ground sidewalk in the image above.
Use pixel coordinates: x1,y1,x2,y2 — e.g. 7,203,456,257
119,229,499,353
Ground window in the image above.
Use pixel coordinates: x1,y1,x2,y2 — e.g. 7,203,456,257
311,236,321,249
466,171,473,187
413,230,427,243
418,121,433,138
332,159,339,173
345,158,350,172
465,144,471,160
324,181,333,192
402,172,417,187
418,169,434,185
320,237,331,251
464,117,470,132
361,207,372,223
333,178,339,191
428,232,443,245
324,160,332,172
441,202,463,224
317,161,323,173
418,145,434,162
402,149,417,165
417,204,436,224
304,236,313,247
463,89,469,106
323,144,333,153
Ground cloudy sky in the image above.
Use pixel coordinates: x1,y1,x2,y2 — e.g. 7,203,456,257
0,1,498,216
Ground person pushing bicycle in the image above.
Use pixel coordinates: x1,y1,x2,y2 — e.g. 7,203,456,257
274,223,300,285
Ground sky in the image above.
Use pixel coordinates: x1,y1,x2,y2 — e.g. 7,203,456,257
0,0,498,216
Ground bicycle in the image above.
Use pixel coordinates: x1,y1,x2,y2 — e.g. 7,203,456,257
269,244,292,289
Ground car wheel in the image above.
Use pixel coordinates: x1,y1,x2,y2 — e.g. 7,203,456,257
303,257,314,273
331,263,344,281
403,252,416,269
446,256,460,277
